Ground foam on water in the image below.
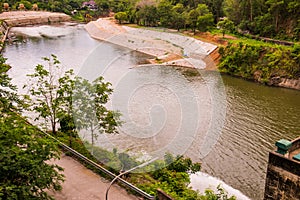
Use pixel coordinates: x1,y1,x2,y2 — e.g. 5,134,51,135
10,24,77,38
190,172,251,200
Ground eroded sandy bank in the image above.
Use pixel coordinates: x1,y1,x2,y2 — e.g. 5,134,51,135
85,18,217,69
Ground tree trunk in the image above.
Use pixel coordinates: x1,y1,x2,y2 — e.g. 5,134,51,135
249,0,253,21
52,122,56,134
91,124,94,155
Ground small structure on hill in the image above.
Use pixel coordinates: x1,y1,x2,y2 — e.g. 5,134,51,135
264,137,300,199
82,0,98,10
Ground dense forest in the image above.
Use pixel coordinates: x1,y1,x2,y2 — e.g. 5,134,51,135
0,0,299,40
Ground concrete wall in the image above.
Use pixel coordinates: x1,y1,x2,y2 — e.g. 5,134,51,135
264,138,300,200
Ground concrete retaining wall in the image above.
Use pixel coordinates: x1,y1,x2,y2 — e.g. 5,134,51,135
264,138,300,200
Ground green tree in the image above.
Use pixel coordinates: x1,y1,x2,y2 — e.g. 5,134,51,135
157,0,173,27
95,0,110,16
115,11,128,24
223,0,242,24
73,77,120,155
0,112,65,199
0,56,19,113
0,55,64,199
196,4,214,32
24,55,74,135
217,18,235,37
188,9,199,34
266,0,284,33
202,0,224,22
171,3,187,30
136,5,159,26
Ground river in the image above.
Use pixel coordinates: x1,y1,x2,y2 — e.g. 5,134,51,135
3,24,300,200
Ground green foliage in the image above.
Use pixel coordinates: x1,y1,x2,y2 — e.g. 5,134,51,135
132,153,235,200
217,18,235,37
188,9,199,33
24,55,120,145
132,153,202,199
223,0,300,40
24,55,75,135
0,55,64,199
200,185,236,200
136,5,159,26
197,13,214,32
0,56,19,113
73,76,121,155
0,113,65,200
157,0,173,27
115,11,128,24
218,42,300,84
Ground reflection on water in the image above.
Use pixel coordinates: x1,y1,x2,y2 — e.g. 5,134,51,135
201,75,300,199
3,25,300,200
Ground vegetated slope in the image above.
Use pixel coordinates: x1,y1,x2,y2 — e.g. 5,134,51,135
218,42,300,89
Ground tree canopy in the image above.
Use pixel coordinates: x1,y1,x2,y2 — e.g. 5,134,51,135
2,0,298,39
24,55,75,135
0,55,64,199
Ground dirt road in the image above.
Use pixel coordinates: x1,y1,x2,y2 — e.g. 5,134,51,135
48,155,141,200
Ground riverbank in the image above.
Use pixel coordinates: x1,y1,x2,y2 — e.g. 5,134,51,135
218,42,300,90
85,18,217,69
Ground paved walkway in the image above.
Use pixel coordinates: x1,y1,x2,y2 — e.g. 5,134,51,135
48,155,140,200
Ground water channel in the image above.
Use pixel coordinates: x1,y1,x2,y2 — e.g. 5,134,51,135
4,24,300,200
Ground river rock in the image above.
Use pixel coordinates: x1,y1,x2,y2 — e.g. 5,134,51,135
278,78,300,90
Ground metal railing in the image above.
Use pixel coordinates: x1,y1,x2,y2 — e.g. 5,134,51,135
44,132,155,200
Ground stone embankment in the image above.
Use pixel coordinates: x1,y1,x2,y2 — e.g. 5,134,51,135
85,18,217,69
277,78,300,90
